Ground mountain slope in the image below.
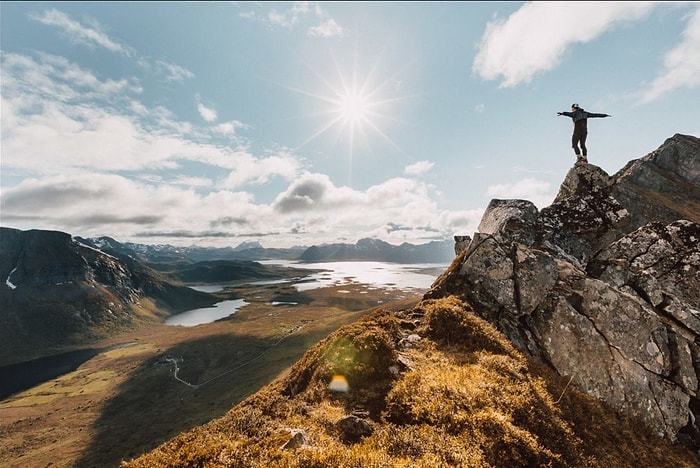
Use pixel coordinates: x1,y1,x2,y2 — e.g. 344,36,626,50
122,134,700,467
123,298,698,467
0,228,216,364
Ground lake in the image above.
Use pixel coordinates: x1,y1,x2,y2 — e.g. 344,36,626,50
164,298,249,327
259,260,448,292
165,261,448,327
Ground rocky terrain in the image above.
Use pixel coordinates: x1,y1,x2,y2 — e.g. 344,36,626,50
2,133,697,466
121,133,700,466
428,133,700,446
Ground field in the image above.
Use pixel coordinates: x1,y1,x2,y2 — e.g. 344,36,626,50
0,280,422,468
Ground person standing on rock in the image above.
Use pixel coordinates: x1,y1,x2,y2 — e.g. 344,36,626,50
557,103,610,163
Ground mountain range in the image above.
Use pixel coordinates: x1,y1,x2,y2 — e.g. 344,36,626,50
0,228,217,365
0,228,453,365
78,235,455,264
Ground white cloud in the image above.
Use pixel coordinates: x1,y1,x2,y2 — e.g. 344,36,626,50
29,8,132,55
0,169,464,247
435,209,484,237
212,120,250,136
30,8,193,84
486,177,554,209
273,172,360,213
156,60,195,82
169,176,214,188
220,151,303,188
270,173,469,243
0,52,288,176
2,52,139,102
641,5,700,102
0,173,263,239
197,102,218,122
243,1,343,39
195,94,218,122
404,160,434,177
267,2,310,28
308,18,343,38
473,2,656,87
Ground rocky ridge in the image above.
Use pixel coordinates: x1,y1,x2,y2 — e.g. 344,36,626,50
427,133,700,447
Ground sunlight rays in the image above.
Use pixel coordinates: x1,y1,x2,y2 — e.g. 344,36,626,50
281,51,412,184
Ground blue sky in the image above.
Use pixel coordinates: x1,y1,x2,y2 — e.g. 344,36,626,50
1,2,699,248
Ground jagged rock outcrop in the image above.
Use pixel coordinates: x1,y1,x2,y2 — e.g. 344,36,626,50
611,133,700,230
428,133,700,448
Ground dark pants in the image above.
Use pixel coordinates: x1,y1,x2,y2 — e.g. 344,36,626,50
572,130,587,156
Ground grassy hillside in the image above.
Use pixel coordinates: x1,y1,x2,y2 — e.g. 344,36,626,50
0,282,419,468
122,296,699,467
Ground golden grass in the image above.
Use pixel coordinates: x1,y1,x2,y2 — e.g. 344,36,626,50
1,370,118,408
122,296,700,467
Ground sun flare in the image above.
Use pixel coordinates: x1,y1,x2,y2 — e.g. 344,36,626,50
287,54,408,167
337,89,371,124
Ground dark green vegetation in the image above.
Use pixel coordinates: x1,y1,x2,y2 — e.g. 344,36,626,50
122,296,700,467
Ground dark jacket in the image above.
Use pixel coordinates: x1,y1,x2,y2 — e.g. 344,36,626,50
559,108,609,134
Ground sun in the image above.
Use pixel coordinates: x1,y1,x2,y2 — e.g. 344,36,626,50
337,89,371,124
286,54,408,165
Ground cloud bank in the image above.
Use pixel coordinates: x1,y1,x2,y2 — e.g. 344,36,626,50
0,34,474,246
472,1,700,103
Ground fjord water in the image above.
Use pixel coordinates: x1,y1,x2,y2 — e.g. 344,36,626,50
162,261,447,327
261,260,448,292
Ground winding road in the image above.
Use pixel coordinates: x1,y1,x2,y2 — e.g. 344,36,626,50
164,325,304,389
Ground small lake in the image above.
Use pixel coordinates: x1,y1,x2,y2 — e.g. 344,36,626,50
164,298,249,327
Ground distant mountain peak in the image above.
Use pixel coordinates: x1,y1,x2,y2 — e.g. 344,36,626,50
232,240,264,251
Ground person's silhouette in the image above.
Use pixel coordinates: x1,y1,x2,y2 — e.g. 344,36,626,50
557,103,610,163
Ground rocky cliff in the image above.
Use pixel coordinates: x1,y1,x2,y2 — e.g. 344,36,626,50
0,228,215,364
427,133,700,448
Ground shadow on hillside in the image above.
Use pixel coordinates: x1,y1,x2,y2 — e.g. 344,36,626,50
73,330,317,468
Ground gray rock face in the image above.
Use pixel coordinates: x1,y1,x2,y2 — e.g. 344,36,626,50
429,134,700,448
611,133,700,230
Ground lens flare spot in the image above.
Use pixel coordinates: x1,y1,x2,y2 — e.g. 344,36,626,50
329,374,349,393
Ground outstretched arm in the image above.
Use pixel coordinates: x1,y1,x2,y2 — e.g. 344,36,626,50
557,111,574,117
587,112,611,118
